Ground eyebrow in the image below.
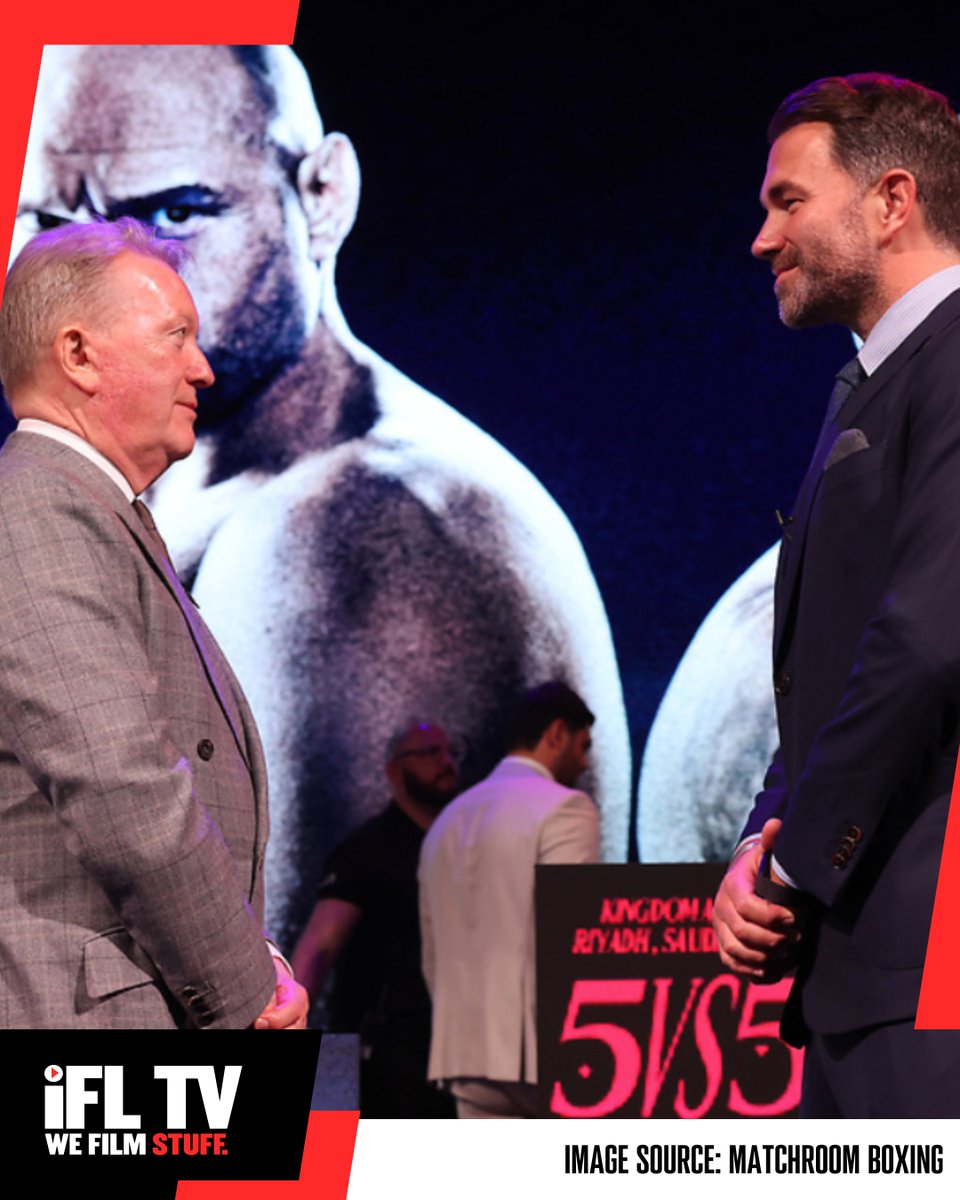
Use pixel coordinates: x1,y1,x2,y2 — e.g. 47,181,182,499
104,185,229,222
762,180,806,208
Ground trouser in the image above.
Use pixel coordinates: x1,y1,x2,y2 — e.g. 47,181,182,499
450,1078,539,1119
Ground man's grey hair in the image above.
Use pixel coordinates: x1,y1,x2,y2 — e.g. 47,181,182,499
0,217,187,398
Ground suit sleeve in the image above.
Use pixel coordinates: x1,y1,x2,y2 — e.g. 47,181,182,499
538,792,600,864
775,343,960,907
0,474,275,1027
740,748,788,842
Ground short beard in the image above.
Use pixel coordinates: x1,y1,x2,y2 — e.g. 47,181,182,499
403,770,458,812
775,203,881,333
778,260,881,332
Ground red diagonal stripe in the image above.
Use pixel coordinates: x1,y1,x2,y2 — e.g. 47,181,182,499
176,1111,361,1200
917,750,960,1026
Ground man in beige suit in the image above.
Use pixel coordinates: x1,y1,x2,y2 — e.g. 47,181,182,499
0,218,306,1028
418,682,599,1117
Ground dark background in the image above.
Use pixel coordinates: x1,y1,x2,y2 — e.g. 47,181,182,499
7,7,959,847
291,3,960,831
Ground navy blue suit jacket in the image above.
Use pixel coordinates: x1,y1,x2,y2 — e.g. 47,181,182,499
743,288,960,1041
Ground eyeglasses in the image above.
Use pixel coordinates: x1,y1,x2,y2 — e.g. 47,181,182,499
395,743,458,762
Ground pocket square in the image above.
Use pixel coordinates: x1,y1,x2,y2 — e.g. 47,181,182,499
824,428,870,470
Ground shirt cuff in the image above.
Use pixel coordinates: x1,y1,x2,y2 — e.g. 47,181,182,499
730,834,762,864
771,854,800,889
265,940,294,977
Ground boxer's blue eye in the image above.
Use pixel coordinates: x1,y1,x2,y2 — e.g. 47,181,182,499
107,187,228,237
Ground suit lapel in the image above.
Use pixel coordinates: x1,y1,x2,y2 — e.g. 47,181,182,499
773,369,882,656
119,506,253,769
773,403,857,655
2,433,253,770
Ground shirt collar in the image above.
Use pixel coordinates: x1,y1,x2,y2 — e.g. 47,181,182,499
502,754,554,781
858,265,960,377
17,418,136,501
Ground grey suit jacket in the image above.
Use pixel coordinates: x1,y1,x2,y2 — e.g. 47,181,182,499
418,756,598,1084
0,431,276,1027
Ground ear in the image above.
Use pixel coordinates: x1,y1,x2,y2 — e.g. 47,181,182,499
296,132,361,263
870,168,917,245
53,324,100,395
385,758,402,790
542,718,570,751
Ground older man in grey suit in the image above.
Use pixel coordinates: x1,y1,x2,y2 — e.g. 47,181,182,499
0,219,307,1028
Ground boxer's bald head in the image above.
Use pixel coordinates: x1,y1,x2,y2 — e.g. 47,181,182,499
17,45,360,422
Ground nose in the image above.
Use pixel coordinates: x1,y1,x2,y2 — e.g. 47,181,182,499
751,214,783,260
188,343,215,389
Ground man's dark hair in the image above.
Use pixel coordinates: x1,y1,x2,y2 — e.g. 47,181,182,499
768,73,960,251
507,681,594,750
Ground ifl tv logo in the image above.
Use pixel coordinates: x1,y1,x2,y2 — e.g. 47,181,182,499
43,1063,240,1157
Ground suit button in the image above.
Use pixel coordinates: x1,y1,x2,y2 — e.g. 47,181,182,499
774,672,793,696
181,986,215,1026
197,739,215,761
848,825,862,841
832,852,849,869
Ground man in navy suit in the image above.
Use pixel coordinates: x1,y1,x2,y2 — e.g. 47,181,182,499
713,74,960,1116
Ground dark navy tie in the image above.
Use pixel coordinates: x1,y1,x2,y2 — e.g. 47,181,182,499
776,355,867,539
825,355,866,427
